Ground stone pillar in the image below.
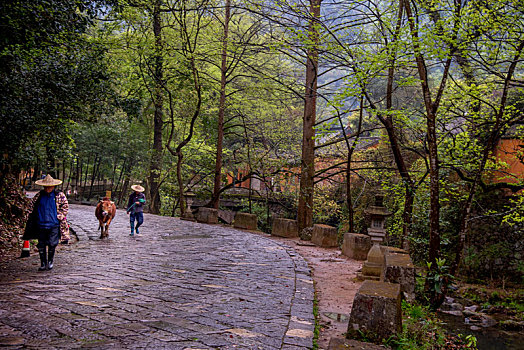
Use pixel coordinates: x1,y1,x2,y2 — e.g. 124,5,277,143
271,218,299,238
383,252,415,301
341,233,371,260
196,207,218,224
359,243,384,281
180,208,195,221
233,212,257,230
347,280,402,341
311,224,338,248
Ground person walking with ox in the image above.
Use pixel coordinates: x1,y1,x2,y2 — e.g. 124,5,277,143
24,174,69,271
127,185,146,236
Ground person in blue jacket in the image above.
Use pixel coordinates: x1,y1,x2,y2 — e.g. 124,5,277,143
126,185,146,236
24,175,69,271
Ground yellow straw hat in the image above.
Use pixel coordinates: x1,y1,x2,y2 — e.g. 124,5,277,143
131,184,145,192
35,174,62,187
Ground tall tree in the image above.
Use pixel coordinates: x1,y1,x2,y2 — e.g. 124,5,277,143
297,0,322,234
148,0,164,214
211,0,231,209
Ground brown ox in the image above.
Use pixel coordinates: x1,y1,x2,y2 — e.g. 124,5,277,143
95,198,116,239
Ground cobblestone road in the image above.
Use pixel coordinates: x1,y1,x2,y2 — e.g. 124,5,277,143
0,204,314,349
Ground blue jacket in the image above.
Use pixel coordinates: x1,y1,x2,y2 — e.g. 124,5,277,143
37,191,59,228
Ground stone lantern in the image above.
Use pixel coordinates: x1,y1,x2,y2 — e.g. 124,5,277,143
360,194,392,280
365,194,391,245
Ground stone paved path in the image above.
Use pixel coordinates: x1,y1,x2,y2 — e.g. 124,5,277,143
0,204,314,349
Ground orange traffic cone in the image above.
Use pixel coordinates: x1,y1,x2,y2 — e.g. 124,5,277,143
20,240,30,258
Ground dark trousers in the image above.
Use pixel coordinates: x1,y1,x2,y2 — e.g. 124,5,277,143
37,226,60,249
37,226,59,268
130,212,144,231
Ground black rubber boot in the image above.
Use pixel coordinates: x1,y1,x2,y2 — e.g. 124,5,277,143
47,246,56,270
38,247,47,271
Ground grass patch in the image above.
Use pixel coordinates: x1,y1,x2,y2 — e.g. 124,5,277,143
390,301,478,349
312,292,320,350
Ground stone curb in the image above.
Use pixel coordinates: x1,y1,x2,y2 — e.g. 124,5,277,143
68,222,90,241
283,246,315,349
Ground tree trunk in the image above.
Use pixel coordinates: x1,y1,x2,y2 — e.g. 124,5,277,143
110,156,118,192
427,112,440,265
64,158,73,194
114,158,126,202
61,160,66,191
297,0,321,235
403,0,441,265
171,196,179,217
118,161,132,208
344,95,364,233
176,150,186,216
87,155,99,200
346,146,355,232
163,1,204,216
81,154,90,199
384,0,413,250
148,0,164,214
211,0,231,210
74,157,80,200
382,116,415,251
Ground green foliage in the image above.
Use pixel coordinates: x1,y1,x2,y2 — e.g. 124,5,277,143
239,199,271,233
4,0,524,296
462,334,478,349
394,301,478,349
393,301,447,350
425,259,454,309
313,186,342,226
312,295,320,350
0,0,115,170
502,194,524,226
460,190,524,283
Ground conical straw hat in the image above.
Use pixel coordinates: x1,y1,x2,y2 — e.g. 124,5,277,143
35,174,62,187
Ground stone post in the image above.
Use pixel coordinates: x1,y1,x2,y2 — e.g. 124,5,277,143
196,207,218,224
180,208,196,221
347,280,402,341
383,252,416,301
271,218,299,238
311,224,338,248
341,233,371,260
233,212,257,230
358,194,392,280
